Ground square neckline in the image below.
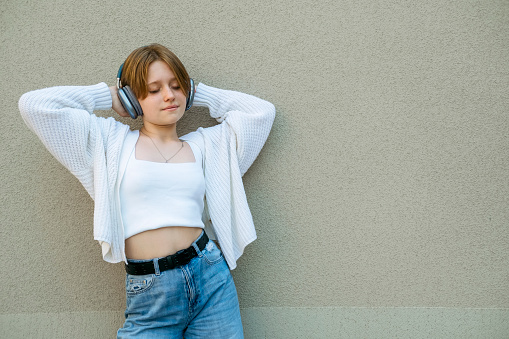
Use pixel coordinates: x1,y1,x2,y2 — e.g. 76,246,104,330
134,131,197,164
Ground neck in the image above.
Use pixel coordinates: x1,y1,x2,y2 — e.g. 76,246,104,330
140,122,179,142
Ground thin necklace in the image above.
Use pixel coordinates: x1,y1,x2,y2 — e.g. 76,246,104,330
139,129,184,163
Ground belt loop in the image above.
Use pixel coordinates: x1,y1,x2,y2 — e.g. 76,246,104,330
153,258,161,276
192,243,201,257
193,231,205,254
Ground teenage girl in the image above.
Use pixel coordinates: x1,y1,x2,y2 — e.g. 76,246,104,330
18,43,275,338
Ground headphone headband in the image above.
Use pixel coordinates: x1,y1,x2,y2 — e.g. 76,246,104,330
116,63,124,88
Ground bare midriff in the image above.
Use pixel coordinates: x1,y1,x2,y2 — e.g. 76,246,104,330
125,226,203,260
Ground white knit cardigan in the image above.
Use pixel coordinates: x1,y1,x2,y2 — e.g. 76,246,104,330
18,82,275,269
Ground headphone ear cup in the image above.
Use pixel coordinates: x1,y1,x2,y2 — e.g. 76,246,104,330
117,87,138,119
185,78,195,111
123,86,143,118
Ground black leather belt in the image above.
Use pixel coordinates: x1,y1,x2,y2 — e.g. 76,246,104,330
125,232,209,275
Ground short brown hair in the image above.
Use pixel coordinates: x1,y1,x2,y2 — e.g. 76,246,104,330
120,44,190,99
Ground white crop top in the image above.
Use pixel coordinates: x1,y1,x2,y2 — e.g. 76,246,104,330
119,140,206,239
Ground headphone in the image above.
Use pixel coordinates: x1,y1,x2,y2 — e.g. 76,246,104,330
116,63,195,119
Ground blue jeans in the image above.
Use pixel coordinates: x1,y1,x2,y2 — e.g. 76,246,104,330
117,235,244,338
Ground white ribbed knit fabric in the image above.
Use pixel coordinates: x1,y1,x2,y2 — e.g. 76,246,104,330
19,82,275,269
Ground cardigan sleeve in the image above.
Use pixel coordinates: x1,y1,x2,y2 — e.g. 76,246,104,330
192,83,275,175
18,83,116,175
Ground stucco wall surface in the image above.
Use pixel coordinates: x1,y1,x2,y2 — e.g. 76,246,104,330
1,0,508,337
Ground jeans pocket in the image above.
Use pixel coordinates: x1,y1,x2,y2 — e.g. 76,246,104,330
125,274,155,295
202,241,225,265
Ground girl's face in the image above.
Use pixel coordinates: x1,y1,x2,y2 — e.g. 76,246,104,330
138,60,187,127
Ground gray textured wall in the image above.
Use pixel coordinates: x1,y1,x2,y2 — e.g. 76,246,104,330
1,0,508,338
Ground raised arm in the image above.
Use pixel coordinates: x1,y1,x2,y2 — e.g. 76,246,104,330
18,83,122,175
192,83,276,175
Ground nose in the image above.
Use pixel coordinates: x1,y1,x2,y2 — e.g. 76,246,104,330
162,85,175,101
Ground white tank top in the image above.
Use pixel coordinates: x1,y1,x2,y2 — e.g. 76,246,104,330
119,141,205,239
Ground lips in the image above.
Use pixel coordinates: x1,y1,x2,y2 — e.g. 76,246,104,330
163,105,179,111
